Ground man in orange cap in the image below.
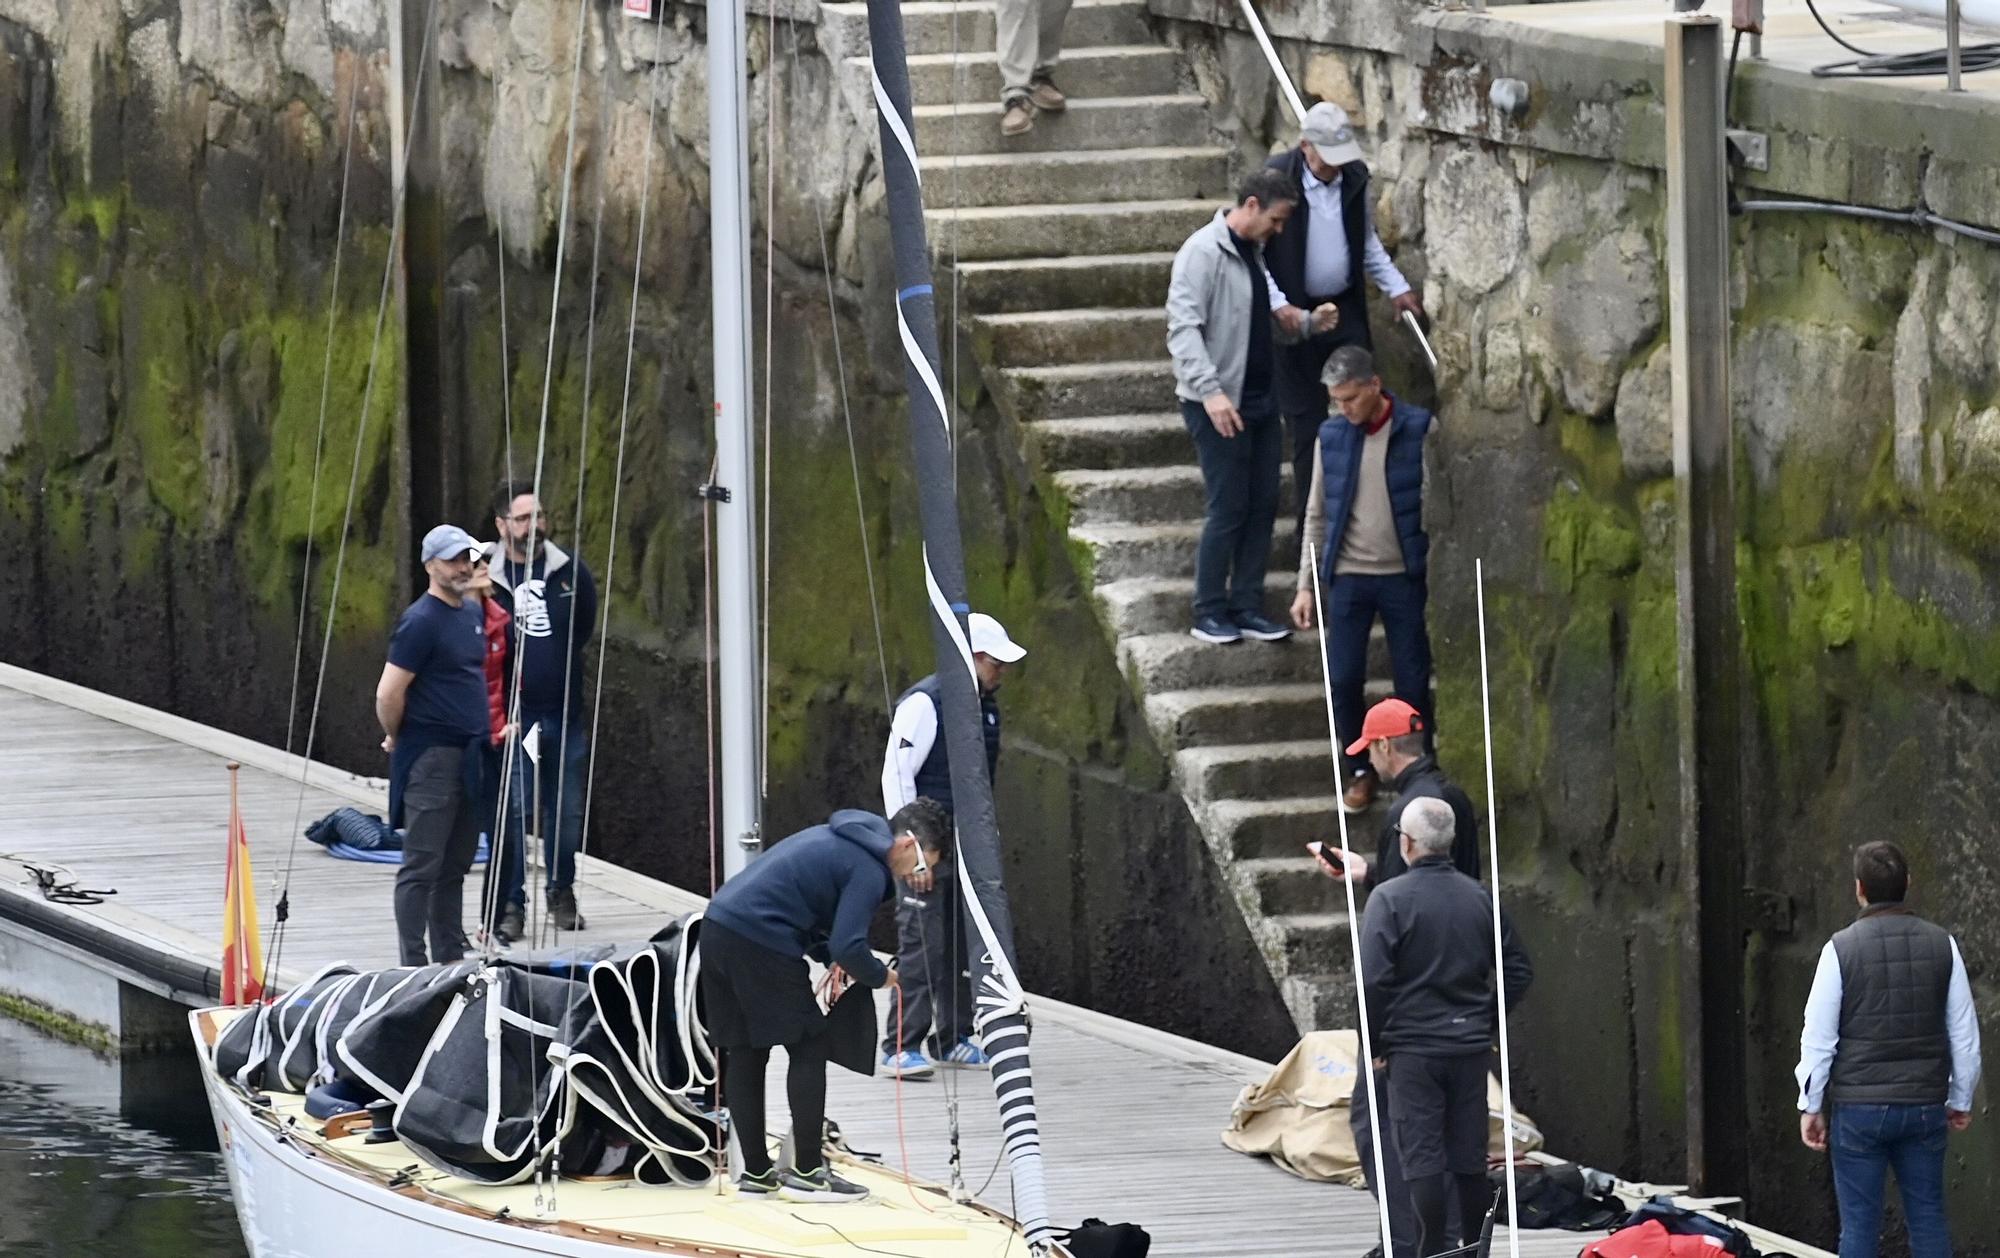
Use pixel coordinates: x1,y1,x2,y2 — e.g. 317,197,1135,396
1314,696,1481,1258
1330,697,1478,890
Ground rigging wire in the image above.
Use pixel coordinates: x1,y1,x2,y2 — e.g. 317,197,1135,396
539,30,616,957
267,0,443,993
782,20,892,713
280,76,363,764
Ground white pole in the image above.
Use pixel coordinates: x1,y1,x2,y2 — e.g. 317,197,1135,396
709,0,763,879
1307,541,1394,1258
1475,558,1521,1258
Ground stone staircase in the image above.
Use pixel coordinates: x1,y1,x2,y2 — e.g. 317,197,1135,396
822,0,1391,1032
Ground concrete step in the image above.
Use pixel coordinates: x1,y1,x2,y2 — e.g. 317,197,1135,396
1120,625,1327,691
1264,911,1352,974
821,0,1149,58
952,253,1174,313
927,200,1213,261
1002,359,1177,421
979,307,1165,368
892,45,1184,105
1027,414,1187,473
1179,739,1341,804
1150,683,1324,747
1100,572,1391,640
1070,518,1294,585
918,146,1230,209
1205,795,1368,862
915,94,1211,156
1239,855,1347,918
1053,464,1204,526
1281,973,1357,1031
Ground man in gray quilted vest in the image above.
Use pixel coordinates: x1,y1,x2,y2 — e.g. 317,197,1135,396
1795,841,1980,1258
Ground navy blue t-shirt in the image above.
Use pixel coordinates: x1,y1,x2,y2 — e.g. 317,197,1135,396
388,594,488,742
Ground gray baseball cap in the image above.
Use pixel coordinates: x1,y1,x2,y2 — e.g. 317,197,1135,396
1300,102,1364,166
420,523,481,564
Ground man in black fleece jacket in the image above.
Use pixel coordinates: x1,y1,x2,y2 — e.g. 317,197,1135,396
702,800,949,1203
1360,797,1533,1257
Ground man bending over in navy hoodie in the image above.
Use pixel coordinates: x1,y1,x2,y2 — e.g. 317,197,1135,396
700,799,949,1203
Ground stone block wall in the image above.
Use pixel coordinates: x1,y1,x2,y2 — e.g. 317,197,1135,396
1155,0,2000,1239
0,0,1297,1063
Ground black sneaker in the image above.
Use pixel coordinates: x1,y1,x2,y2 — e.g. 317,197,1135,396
496,902,524,945
779,1164,870,1203
548,887,586,931
1190,615,1242,645
1233,611,1292,642
737,1167,781,1196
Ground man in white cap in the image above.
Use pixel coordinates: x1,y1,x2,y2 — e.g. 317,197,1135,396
376,523,489,965
877,612,1027,1077
1263,101,1423,552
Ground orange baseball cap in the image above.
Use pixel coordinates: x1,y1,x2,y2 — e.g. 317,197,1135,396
1343,698,1426,756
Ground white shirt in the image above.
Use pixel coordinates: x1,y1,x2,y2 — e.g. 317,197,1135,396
1265,164,1410,309
880,690,940,815
1794,931,1981,1113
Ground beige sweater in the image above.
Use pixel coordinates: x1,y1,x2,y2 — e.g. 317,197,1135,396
1295,421,1433,593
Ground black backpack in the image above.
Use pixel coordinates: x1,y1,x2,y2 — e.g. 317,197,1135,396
1057,1218,1151,1258
1490,1164,1625,1230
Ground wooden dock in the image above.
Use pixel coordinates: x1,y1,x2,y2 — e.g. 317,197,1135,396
0,663,1705,1258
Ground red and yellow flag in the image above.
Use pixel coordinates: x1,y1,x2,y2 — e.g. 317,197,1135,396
221,764,265,1005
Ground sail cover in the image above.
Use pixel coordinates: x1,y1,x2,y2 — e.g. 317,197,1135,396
213,918,719,1187
859,3,1056,1246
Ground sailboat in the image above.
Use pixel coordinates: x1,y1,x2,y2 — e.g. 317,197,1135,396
186,0,1067,1252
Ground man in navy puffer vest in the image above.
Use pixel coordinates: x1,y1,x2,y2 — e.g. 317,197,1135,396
1289,345,1436,813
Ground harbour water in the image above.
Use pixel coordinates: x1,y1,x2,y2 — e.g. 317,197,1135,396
0,1014,245,1258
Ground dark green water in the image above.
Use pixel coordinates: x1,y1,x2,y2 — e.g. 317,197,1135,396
0,1016,246,1258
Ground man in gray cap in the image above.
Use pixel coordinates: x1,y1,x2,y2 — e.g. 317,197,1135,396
1263,102,1422,551
376,524,489,965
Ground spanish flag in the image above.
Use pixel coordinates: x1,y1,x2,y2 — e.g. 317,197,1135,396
221,764,265,1006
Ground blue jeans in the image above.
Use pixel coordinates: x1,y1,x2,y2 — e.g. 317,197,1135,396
1181,400,1282,620
1830,1102,1950,1258
498,717,588,907
1324,572,1433,778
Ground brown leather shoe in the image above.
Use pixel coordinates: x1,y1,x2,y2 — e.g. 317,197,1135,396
1001,98,1034,136
1028,78,1067,112
1341,770,1377,814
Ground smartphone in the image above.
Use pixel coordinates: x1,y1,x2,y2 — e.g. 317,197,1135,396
1307,841,1351,878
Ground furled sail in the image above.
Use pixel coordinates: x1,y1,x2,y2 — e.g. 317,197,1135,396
860,3,1056,1247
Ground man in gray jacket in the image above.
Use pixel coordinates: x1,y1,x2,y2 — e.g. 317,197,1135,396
1166,168,1298,646
1360,797,1533,1257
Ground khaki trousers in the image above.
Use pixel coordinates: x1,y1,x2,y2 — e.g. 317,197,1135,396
996,0,1073,100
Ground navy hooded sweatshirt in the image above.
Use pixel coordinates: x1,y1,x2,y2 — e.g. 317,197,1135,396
703,810,898,987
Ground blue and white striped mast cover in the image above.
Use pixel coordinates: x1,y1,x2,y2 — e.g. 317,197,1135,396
860,2,1055,1247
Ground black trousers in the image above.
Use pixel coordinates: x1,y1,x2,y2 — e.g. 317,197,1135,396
883,881,975,1056
723,1040,829,1177
1352,1063,1423,1258
1389,1050,1490,1257
395,745,480,966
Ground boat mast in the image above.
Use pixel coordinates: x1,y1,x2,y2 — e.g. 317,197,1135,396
705,0,763,880
859,2,1054,1246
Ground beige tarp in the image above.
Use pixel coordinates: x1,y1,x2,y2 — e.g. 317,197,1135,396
1221,1030,1544,1184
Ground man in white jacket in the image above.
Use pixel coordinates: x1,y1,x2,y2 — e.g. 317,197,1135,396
878,613,1027,1077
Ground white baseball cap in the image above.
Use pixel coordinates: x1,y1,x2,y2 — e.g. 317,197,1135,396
1300,102,1364,167
969,613,1026,663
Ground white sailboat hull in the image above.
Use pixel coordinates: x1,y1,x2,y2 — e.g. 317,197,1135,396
201,1063,608,1258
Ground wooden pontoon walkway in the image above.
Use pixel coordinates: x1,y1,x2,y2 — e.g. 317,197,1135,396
0,663,1755,1257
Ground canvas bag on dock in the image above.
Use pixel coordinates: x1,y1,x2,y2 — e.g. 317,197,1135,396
1221,1030,1544,1183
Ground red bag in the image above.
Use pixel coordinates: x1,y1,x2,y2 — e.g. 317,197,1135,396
1581,1221,1730,1258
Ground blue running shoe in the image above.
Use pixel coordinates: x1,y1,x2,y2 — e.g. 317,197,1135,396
881,1049,935,1079
940,1038,990,1068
